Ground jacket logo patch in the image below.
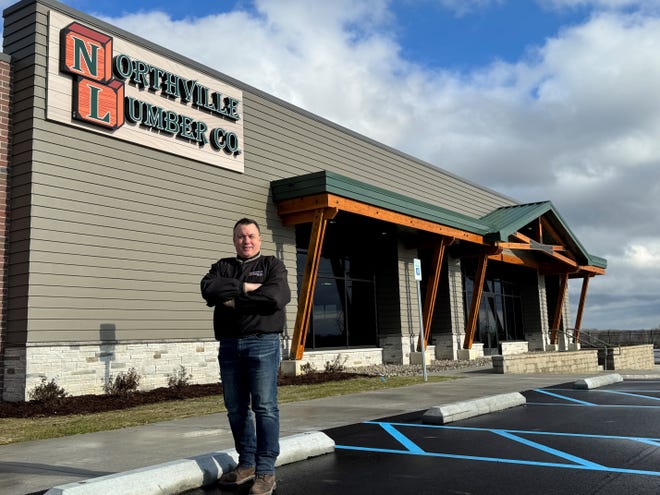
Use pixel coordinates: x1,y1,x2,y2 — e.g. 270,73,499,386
249,270,264,277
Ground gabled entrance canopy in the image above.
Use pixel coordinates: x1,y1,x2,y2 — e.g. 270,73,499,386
481,202,607,276
271,171,607,358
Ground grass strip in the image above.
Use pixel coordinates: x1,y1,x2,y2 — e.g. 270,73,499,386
0,375,455,445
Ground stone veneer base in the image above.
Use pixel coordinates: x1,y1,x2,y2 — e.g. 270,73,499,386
2,340,221,402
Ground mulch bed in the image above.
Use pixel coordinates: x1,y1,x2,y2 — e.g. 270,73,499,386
0,372,362,418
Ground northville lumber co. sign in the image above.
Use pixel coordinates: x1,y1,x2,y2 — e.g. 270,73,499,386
48,11,244,172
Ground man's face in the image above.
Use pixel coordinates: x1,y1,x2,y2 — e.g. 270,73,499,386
233,223,262,259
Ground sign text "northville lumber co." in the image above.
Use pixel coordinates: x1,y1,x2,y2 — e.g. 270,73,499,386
60,21,242,156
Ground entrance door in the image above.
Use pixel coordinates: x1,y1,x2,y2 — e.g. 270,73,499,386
310,277,346,348
478,295,499,354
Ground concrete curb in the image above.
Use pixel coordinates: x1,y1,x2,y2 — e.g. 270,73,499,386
422,392,526,425
44,431,335,495
620,373,660,380
574,373,623,389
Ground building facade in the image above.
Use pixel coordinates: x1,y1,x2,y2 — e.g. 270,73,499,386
0,0,606,401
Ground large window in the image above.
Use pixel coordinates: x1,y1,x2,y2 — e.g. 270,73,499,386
463,266,525,351
295,216,382,349
296,252,378,348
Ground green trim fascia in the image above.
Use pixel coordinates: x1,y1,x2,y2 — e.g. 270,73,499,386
271,171,491,235
271,171,607,269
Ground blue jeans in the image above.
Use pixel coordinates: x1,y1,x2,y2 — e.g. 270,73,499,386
219,334,280,474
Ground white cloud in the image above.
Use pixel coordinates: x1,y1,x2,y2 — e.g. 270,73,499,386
431,0,506,17
540,0,660,11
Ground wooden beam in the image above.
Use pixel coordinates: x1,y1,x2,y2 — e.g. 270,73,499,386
280,210,318,226
498,232,578,268
576,265,606,276
276,194,333,215
549,251,579,268
463,254,488,349
289,208,331,360
510,231,535,244
497,241,564,252
276,193,606,280
550,272,569,345
277,193,485,244
417,238,448,351
540,217,564,246
573,276,591,342
488,250,540,268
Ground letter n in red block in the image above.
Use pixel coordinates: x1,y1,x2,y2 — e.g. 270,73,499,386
60,22,113,83
73,78,125,129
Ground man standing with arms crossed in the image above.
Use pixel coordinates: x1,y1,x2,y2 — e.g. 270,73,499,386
201,218,291,495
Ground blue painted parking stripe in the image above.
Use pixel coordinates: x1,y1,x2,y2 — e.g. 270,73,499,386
334,444,660,477
527,402,660,410
546,387,660,393
533,388,596,405
636,438,660,447
357,421,660,476
601,390,660,402
377,422,425,454
492,429,605,468
513,429,660,444
369,421,660,444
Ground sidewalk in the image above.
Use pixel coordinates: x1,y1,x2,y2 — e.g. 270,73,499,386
2,366,658,495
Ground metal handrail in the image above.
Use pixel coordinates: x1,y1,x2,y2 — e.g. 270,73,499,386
563,328,615,350
552,327,619,370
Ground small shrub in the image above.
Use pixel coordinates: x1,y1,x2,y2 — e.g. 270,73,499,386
104,367,141,396
28,377,68,403
324,355,348,373
167,365,192,388
300,362,317,375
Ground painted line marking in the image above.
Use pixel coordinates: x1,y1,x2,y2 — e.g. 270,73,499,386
545,387,660,395
600,390,660,402
532,389,596,405
336,421,660,477
527,402,660,410
334,444,660,477
367,421,660,443
492,429,605,469
635,438,660,447
378,422,424,453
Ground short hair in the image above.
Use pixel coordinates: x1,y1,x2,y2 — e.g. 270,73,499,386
233,217,261,235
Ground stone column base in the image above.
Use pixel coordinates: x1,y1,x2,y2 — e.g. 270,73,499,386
457,343,484,361
280,360,304,377
410,346,435,365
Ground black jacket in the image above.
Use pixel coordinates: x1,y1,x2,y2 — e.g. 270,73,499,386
200,254,291,339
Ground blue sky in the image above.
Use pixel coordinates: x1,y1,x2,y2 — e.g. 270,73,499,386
58,0,593,69
2,0,660,330
390,1,592,69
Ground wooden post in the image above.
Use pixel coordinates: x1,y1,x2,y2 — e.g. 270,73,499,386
417,238,448,351
550,272,569,345
289,209,330,360
463,255,488,349
573,275,591,342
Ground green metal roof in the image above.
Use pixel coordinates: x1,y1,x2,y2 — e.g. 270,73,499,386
480,201,555,240
271,171,607,270
481,202,607,269
271,170,492,235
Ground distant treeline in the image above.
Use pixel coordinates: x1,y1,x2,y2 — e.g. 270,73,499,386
579,329,659,348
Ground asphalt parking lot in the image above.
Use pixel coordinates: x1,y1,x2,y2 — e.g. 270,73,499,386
189,377,660,495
